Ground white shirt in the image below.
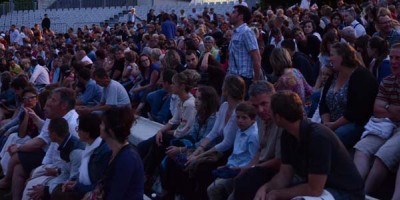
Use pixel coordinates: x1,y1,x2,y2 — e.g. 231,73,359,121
351,20,366,38
30,64,50,85
300,0,311,9
235,0,248,7
270,36,283,48
10,29,19,43
16,32,26,46
101,80,131,106
40,109,79,165
81,55,93,64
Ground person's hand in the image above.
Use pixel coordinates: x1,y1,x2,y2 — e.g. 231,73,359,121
155,131,163,146
323,122,337,130
62,180,77,192
166,146,181,158
7,144,19,155
132,87,141,94
25,107,40,121
44,167,59,176
186,153,199,166
254,184,269,200
27,184,45,200
75,106,92,115
265,190,279,200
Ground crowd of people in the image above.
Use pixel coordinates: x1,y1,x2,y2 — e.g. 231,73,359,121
0,0,398,199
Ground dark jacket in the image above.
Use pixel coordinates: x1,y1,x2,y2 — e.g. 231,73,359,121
320,67,378,125
75,140,112,193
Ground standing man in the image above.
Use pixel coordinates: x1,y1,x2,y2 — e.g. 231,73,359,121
128,7,142,24
161,13,176,40
41,14,50,31
228,5,261,92
254,91,365,200
9,24,19,44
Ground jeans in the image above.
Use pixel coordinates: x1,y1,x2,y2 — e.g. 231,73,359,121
146,89,172,124
335,123,364,149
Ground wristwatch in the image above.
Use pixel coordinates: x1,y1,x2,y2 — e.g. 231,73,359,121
384,104,390,111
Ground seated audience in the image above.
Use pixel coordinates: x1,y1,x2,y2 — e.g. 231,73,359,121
254,91,365,200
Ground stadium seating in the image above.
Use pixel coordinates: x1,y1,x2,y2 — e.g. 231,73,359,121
0,0,235,33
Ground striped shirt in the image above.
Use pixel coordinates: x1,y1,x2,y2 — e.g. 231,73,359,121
228,23,259,79
376,74,400,106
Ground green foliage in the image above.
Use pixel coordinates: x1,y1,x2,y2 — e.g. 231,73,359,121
14,0,35,10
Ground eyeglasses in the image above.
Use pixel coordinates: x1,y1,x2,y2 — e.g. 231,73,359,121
22,95,37,101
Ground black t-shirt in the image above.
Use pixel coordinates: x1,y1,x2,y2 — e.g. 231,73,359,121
281,119,364,199
111,58,125,80
292,52,314,86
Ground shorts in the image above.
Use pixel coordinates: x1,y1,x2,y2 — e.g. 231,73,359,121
18,150,46,173
354,127,400,172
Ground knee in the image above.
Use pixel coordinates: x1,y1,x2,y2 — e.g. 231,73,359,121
373,157,388,169
207,182,217,196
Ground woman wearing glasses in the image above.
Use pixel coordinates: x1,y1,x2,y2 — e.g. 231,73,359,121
0,87,44,175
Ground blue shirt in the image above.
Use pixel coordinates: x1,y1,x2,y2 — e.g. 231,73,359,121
228,23,259,79
373,29,400,47
78,79,103,105
227,122,259,167
161,19,176,40
103,145,144,200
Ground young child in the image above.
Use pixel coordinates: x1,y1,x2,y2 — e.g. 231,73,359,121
207,102,259,200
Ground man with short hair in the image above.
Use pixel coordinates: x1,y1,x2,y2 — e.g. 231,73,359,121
185,50,225,95
373,14,400,47
76,67,103,106
342,7,366,38
269,28,283,48
23,118,84,200
233,81,282,200
76,67,130,114
353,43,400,196
254,91,365,200
0,87,79,200
281,39,314,85
228,5,261,90
161,13,176,40
41,14,51,31
10,24,19,44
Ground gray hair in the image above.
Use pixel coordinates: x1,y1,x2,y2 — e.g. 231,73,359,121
249,81,275,97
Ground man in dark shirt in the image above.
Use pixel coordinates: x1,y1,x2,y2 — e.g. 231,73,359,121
254,91,365,200
41,14,50,31
184,50,225,96
281,39,314,86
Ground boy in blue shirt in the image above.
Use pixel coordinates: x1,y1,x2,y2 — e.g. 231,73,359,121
207,102,259,200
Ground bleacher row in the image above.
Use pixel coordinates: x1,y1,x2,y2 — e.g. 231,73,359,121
0,0,236,33
118,1,236,24
0,6,124,33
